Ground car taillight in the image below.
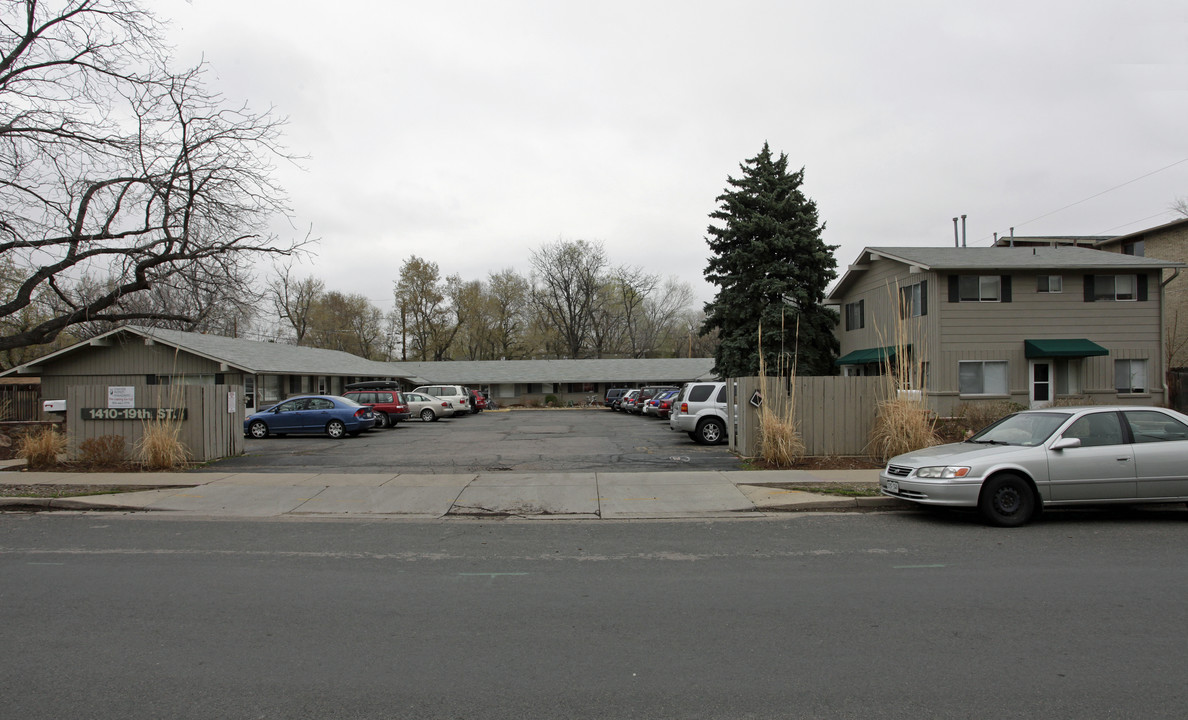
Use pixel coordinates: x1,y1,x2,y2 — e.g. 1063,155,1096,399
354,409,368,418
680,403,688,412
441,402,449,408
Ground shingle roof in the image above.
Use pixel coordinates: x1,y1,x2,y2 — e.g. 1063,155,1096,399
829,245,1185,300
0,325,718,384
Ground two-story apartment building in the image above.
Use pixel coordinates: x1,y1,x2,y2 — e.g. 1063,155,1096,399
827,246,1185,414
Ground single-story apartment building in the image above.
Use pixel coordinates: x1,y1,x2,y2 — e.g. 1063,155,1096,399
0,326,718,415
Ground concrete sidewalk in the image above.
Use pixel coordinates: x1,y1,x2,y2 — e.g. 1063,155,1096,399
0,466,909,519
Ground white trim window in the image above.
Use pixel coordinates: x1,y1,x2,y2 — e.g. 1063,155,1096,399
1037,275,1062,293
1114,359,1148,394
1095,274,1137,301
959,360,1008,395
959,275,1001,302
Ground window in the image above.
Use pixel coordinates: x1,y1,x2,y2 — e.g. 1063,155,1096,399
959,361,1008,395
688,385,714,402
1122,240,1145,257
1037,275,1062,293
959,275,1000,302
1054,359,1081,395
1062,413,1124,447
1123,410,1188,443
845,300,864,330
899,283,926,318
1114,359,1148,394
1086,274,1145,302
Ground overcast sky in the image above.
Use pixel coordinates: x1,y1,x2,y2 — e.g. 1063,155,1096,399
166,0,1188,316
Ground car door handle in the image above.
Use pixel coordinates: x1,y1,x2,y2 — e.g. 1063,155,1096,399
1117,457,1130,462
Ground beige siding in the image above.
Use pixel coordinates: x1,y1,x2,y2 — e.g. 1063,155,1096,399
836,256,939,371
65,384,244,462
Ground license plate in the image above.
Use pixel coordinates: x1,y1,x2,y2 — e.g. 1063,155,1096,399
885,480,899,493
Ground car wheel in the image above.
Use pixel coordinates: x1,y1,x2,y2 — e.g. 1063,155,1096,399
420,408,435,422
248,420,269,439
695,418,727,445
978,473,1036,527
373,412,389,429
326,419,346,439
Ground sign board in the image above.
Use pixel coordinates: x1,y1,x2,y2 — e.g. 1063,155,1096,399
107,386,135,409
227,391,237,413
749,390,763,408
82,408,188,421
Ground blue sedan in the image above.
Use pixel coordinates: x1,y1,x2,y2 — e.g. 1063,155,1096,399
244,395,375,439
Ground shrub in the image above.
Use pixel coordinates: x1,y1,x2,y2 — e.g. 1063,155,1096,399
952,400,1026,436
135,420,190,470
17,426,66,469
757,405,805,466
79,435,127,468
868,397,937,462
544,394,559,407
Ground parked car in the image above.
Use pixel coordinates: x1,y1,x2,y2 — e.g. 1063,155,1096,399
651,389,681,419
468,388,487,412
604,387,630,408
619,389,640,413
342,388,411,428
880,406,1188,527
669,381,729,444
412,385,473,414
642,388,678,417
402,391,460,421
244,395,375,439
630,386,677,415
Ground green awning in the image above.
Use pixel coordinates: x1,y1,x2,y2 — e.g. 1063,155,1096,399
1024,339,1109,358
835,345,908,366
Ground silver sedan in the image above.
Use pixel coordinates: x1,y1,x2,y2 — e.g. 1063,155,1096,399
881,406,1188,526
402,392,458,422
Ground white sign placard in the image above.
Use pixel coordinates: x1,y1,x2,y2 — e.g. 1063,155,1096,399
227,391,237,413
108,386,135,409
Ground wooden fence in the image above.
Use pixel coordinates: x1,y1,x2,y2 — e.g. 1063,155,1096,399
727,376,885,457
66,384,245,462
0,387,40,421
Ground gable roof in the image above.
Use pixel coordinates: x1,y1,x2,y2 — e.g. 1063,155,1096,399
1094,216,1188,248
0,325,718,384
829,245,1185,300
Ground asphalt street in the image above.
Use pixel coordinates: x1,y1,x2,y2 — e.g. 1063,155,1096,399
206,408,744,474
4,510,1188,719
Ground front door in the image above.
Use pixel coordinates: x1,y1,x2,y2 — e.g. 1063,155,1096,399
1030,361,1052,409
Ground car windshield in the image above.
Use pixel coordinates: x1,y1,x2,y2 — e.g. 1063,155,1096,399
967,411,1071,446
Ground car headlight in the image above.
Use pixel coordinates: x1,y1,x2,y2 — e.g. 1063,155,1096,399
915,466,971,479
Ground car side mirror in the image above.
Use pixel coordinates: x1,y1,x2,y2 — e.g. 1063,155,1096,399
1051,437,1081,451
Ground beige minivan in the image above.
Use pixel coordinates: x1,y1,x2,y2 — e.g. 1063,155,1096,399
411,385,472,416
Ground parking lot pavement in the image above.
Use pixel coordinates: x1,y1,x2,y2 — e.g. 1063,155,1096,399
203,409,744,474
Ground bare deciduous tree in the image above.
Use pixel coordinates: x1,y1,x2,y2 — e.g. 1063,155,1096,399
268,263,325,345
0,0,304,353
529,238,607,358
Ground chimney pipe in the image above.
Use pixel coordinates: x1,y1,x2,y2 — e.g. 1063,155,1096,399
994,232,998,244
961,215,967,247
1009,226,1015,248
953,217,959,247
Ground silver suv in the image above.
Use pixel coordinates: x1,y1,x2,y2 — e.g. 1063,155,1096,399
668,381,729,445
412,385,473,415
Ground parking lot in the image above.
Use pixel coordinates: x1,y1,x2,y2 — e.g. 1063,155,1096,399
201,409,744,474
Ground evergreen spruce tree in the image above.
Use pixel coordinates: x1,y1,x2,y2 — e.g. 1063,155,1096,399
701,143,839,377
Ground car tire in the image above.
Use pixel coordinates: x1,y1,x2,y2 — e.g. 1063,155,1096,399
248,420,269,439
978,473,1036,527
373,412,389,429
694,417,727,445
326,419,346,439
420,408,435,422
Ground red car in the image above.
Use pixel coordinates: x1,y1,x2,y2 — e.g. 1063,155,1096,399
469,388,488,411
342,385,411,429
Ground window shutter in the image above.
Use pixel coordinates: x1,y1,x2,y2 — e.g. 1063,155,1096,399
920,280,928,315
1138,273,1148,301
1000,275,1012,303
1083,275,1095,302
948,275,959,302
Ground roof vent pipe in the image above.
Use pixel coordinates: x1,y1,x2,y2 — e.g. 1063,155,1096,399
1010,226,1015,248
961,215,967,247
953,217,959,247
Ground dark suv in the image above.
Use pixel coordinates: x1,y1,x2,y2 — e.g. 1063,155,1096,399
342,382,411,429
604,388,630,408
